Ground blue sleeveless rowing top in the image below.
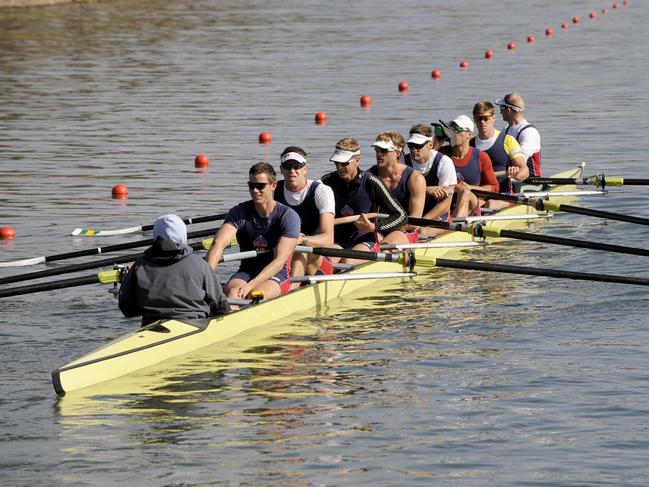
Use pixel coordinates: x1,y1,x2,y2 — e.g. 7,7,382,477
274,180,321,236
472,131,508,192
453,147,482,186
507,124,542,177
368,164,414,212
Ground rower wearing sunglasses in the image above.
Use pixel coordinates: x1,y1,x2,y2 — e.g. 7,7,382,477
206,162,301,301
321,137,407,265
368,131,426,245
404,123,457,236
274,146,336,287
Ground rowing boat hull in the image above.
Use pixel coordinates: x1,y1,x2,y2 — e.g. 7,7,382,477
52,164,584,394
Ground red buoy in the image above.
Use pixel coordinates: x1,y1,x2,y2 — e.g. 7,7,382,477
561,23,569,29
315,112,327,125
589,11,597,19
507,42,516,50
360,95,372,107
602,7,608,14
612,2,620,7
258,132,272,144
0,226,16,240
546,27,554,36
484,50,494,59
431,69,441,79
459,60,469,69
111,184,128,199
194,153,209,168
398,81,409,92
623,0,628,5
527,35,535,43
572,16,580,24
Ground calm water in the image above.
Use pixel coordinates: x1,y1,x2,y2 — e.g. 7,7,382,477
1,1,649,485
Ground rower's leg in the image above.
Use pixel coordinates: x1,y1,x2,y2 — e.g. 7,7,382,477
252,279,282,300
381,230,409,245
452,189,474,218
289,252,308,289
225,278,248,298
486,199,511,210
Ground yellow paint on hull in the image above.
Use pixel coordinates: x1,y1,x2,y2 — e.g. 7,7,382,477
52,165,583,394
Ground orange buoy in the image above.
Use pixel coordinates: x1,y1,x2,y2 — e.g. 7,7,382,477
572,16,580,24
398,81,409,92
194,153,209,168
561,23,569,29
602,7,608,14
431,69,441,79
258,132,272,144
111,184,128,199
507,42,516,50
612,2,620,7
484,50,494,59
546,27,554,36
459,60,469,69
623,0,628,5
315,112,327,125
527,35,535,43
589,11,597,19
360,95,372,107
0,226,16,240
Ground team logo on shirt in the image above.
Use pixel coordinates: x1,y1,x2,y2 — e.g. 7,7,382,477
341,205,354,217
253,235,269,249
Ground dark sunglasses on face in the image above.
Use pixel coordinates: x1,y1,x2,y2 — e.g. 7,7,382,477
247,181,270,190
407,142,426,150
334,161,351,167
374,146,392,154
475,115,494,122
280,161,306,171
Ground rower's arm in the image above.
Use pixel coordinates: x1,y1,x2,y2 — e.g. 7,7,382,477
206,223,237,271
405,171,426,231
505,135,529,181
301,212,334,247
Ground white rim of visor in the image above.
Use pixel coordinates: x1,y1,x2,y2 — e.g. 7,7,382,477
280,152,307,165
372,140,399,152
329,149,360,163
494,98,524,112
407,134,433,145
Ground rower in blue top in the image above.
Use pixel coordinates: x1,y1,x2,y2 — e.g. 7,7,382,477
207,162,300,301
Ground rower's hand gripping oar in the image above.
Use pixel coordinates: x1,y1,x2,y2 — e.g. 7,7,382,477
407,217,649,258
471,189,649,227
71,212,228,237
525,174,649,189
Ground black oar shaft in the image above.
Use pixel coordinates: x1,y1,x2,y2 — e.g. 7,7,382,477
434,258,649,286
498,229,649,257
553,203,649,226
0,241,206,286
0,274,102,298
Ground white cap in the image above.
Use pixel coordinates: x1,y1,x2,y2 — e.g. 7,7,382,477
280,152,307,165
494,94,525,112
450,114,475,134
329,148,360,163
153,214,187,245
406,133,432,145
372,139,399,151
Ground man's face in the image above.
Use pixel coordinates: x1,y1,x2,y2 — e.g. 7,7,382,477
280,160,307,190
335,156,359,182
408,139,433,164
474,112,495,137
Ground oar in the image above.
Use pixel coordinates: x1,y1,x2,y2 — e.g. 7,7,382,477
70,213,228,236
472,189,649,227
291,271,416,283
0,270,122,298
0,245,268,287
0,227,222,268
407,216,649,258
295,246,649,286
525,175,649,188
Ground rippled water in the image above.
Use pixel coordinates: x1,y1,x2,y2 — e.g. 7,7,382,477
1,1,649,485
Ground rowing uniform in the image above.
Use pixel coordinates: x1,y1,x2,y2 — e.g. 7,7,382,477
405,151,457,214
224,200,301,293
505,120,541,177
471,130,524,193
321,169,407,250
441,146,499,191
369,164,419,243
274,179,336,275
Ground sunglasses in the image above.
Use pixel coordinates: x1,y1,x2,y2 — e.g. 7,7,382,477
334,160,352,167
407,142,426,150
475,115,494,122
247,181,271,190
280,161,306,171
374,146,394,154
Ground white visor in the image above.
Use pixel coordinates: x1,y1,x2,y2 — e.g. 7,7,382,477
329,148,360,163
494,98,524,112
280,152,307,165
372,139,399,151
407,133,432,145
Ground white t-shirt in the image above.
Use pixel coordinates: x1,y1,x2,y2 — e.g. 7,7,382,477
282,179,335,214
411,150,457,187
505,119,541,160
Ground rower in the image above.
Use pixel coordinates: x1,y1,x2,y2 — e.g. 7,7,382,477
206,162,300,300
471,100,528,206
369,131,426,245
439,115,499,218
321,136,407,265
274,146,336,287
119,214,230,326
404,123,457,236
495,92,542,178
